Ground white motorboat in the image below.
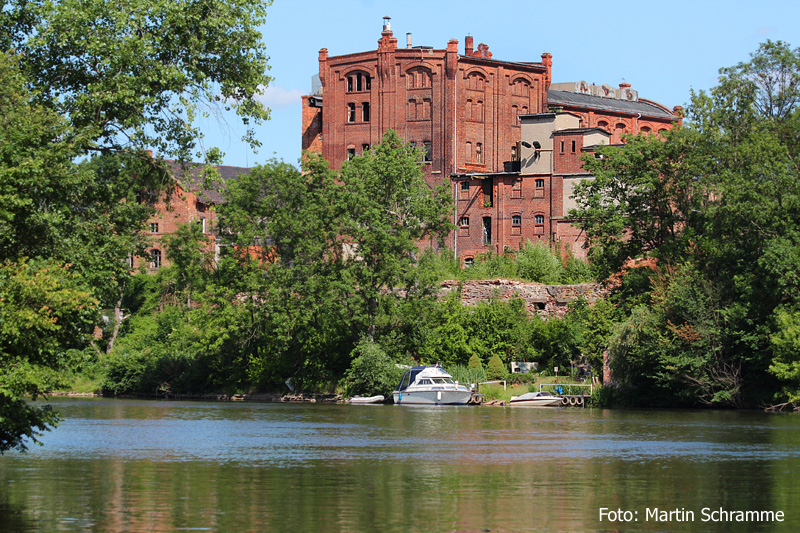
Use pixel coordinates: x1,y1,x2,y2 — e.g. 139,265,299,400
508,391,563,407
348,395,385,404
393,365,473,405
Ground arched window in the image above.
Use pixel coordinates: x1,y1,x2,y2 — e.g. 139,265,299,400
467,72,486,91
346,72,371,93
534,214,545,225
407,67,432,89
512,79,530,96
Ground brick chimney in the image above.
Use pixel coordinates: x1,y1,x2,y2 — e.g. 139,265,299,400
465,35,474,56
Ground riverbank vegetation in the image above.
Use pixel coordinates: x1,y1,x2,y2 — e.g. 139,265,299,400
571,40,800,408
0,0,272,452
2,1,799,453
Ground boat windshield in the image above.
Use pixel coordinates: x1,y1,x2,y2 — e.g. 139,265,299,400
431,377,454,384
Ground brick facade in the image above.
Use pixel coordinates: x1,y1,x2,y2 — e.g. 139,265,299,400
303,19,681,265
134,162,251,271
302,18,550,189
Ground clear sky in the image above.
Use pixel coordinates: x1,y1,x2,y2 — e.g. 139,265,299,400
204,0,800,168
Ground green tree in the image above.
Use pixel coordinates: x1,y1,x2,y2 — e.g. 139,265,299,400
468,353,484,371
574,41,800,407
0,0,272,446
341,340,404,398
0,260,97,452
8,0,271,162
486,353,507,381
339,130,453,339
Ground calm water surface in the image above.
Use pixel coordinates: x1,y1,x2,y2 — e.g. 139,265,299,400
1,397,799,532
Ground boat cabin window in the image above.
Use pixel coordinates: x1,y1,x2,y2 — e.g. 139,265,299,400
398,371,412,391
419,379,433,385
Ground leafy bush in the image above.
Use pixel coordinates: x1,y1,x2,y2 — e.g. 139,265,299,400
486,353,508,381
468,353,483,370
516,241,564,283
341,340,404,398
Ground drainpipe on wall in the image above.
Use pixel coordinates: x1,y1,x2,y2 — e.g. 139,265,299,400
453,59,459,261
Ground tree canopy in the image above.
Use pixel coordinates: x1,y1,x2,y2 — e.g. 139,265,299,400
0,0,272,452
571,40,800,407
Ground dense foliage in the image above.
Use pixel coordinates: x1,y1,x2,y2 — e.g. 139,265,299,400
4,2,797,459
572,40,800,408
0,0,271,452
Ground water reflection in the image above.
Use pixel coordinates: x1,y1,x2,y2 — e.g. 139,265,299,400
1,398,799,531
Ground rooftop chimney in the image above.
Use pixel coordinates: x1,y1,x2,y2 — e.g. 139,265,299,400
465,35,474,56
406,32,412,49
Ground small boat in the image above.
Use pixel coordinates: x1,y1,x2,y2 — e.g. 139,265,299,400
348,395,385,404
509,391,563,407
393,364,473,405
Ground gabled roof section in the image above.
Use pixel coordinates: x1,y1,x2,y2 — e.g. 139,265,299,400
166,161,252,204
548,89,677,119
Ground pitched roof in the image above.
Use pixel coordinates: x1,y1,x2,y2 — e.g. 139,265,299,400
548,89,677,120
167,161,252,204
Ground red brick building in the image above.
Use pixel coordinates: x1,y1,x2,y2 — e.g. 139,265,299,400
302,18,681,264
302,17,550,186
135,162,251,271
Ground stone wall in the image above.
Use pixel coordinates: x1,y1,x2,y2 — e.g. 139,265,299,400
439,279,607,318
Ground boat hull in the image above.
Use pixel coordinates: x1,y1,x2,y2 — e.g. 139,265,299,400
349,395,385,404
392,390,472,405
508,397,562,407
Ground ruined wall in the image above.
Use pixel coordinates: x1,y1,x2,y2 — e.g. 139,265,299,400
439,279,607,318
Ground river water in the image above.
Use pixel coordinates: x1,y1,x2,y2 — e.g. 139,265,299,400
1,397,799,532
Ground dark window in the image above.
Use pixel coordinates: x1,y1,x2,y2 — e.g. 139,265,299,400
535,179,544,188
362,102,370,122
347,103,356,123
347,73,371,93
460,181,469,191
560,141,565,153
535,214,545,224
482,217,492,245
512,215,521,226
482,179,493,207
347,148,356,160
150,223,159,233
476,143,482,164
464,257,474,267
150,249,161,269
458,216,469,226
362,143,370,153
571,140,576,152
423,141,432,162
199,218,206,233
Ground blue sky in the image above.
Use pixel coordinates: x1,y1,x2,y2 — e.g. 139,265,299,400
204,0,800,168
